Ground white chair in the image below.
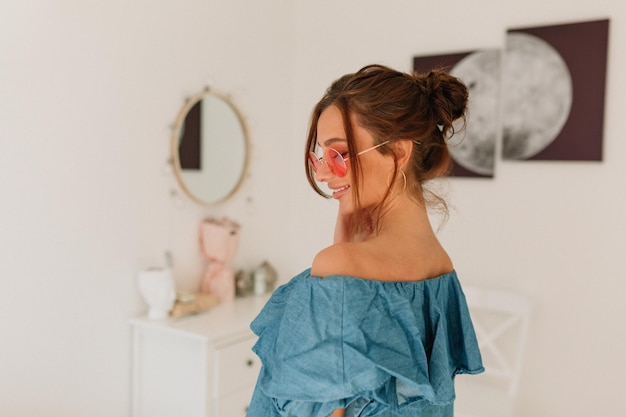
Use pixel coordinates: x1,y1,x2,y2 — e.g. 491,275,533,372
454,285,533,417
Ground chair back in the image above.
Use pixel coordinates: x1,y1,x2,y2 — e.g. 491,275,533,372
462,285,533,397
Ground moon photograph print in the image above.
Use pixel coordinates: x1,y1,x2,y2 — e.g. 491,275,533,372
503,19,609,162
413,18,609,177
502,32,572,160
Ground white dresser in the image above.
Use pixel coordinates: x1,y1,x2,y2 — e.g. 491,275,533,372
130,295,270,417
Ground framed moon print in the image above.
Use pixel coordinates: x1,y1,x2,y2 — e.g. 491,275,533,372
502,19,609,161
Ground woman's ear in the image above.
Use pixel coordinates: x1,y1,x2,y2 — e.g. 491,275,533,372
393,140,414,170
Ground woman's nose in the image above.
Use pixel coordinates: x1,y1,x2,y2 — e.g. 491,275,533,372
314,161,333,181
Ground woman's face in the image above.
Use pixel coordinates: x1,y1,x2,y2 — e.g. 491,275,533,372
314,105,392,214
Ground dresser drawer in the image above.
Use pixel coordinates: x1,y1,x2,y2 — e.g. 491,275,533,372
215,385,255,417
214,336,260,397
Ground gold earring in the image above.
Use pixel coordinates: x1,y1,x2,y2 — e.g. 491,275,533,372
387,169,407,195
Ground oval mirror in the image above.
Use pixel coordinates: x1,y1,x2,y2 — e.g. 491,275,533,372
171,88,249,205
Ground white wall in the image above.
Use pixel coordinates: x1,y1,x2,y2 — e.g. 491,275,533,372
0,1,292,416
2,0,625,416
290,1,626,416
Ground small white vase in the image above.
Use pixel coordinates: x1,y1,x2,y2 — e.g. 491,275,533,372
138,268,176,320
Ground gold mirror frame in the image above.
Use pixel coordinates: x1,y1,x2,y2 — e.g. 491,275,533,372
171,88,249,205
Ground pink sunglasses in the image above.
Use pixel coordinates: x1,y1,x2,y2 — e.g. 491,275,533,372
308,141,390,177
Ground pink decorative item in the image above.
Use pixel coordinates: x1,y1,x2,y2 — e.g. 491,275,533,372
199,217,240,303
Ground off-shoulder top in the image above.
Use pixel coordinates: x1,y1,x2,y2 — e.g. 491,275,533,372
246,269,484,417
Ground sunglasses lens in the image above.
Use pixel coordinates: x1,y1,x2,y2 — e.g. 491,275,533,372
325,149,347,177
308,152,321,172
308,149,348,177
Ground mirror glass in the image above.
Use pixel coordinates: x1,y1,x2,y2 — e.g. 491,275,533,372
171,89,248,205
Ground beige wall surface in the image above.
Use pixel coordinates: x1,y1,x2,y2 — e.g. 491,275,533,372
0,1,293,415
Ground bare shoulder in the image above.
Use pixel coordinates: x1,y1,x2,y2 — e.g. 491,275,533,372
311,237,454,282
311,243,366,278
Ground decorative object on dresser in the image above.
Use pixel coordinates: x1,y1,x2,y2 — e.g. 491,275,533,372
137,267,176,320
169,292,219,318
199,217,241,304
235,269,254,297
251,260,278,296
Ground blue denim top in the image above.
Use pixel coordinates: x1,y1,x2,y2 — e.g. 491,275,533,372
247,269,484,417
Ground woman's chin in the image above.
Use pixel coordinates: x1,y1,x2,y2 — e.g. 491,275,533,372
337,200,354,216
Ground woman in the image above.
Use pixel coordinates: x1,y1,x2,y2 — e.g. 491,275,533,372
247,64,484,417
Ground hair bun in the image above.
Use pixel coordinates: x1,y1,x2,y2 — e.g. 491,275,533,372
415,70,468,134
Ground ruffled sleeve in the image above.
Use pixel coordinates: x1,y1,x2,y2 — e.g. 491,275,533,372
247,269,483,417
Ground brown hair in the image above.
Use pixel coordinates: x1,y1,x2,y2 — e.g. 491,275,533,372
305,64,468,231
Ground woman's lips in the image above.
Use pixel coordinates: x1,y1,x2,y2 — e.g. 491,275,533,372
332,184,350,199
